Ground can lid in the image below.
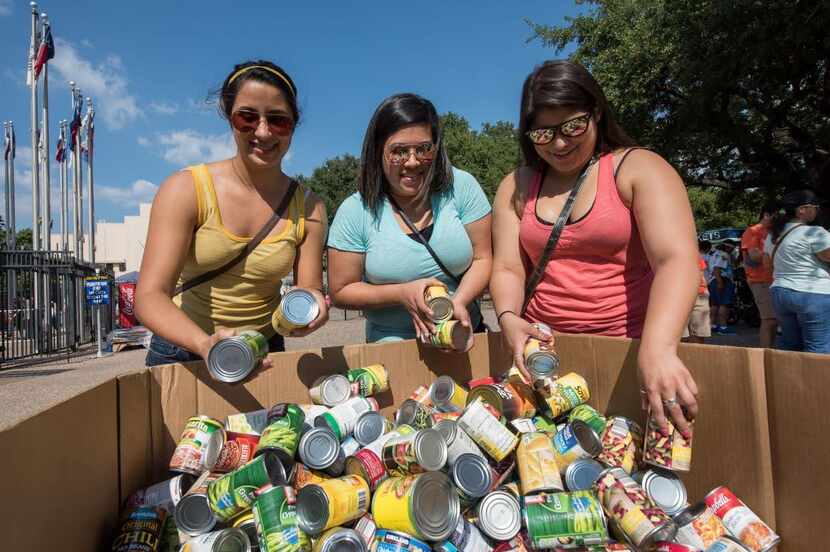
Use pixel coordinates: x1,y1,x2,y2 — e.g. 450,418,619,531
354,411,386,446
572,419,603,456
203,428,226,471
394,399,418,426
527,351,560,378
465,386,501,412
296,484,330,536
564,458,605,491
451,453,492,498
322,375,352,406
414,429,448,471
476,490,522,541
448,322,471,351
412,471,460,541
433,418,457,443
173,493,217,536
299,427,341,470
429,296,454,321
430,375,456,406
314,412,342,441
641,468,688,516
281,289,320,325
320,528,369,552
673,501,707,526
208,337,256,383
213,527,251,552
641,519,678,549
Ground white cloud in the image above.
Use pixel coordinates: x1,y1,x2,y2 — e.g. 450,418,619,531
50,38,141,129
80,38,94,48
0,0,12,16
149,102,179,115
97,179,158,206
141,129,236,166
136,136,150,147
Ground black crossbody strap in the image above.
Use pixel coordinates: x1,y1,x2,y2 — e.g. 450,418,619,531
173,179,299,296
521,159,596,315
771,223,804,271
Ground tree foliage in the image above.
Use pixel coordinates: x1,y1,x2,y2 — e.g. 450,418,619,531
299,154,360,222
527,0,830,197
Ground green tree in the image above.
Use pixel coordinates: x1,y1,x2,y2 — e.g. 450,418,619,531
526,0,830,196
300,154,360,222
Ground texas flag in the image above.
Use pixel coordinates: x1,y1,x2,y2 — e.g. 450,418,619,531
32,24,55,81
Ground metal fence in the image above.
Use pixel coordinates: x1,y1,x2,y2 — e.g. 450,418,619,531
1,250,112,365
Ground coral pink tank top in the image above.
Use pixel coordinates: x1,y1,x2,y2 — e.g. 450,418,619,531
519,152,654,337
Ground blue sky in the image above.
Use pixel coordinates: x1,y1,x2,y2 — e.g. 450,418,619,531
0,1,580,227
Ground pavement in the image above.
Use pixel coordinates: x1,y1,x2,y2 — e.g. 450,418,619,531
0,306,758,430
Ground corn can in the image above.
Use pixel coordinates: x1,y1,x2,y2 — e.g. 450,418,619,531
253,485,311,552
516,432,564,494
704,486,780,552
273,288,320,336
207,451,289,522
425,285,454,323
257,403,306,465
295,475,370,536
429,320,471,351
597,416,644,474
457,398,518,462
347,364,390,397
643,413,693,472
170,416,226,475
568,405,607,438
371,472,460,542
523,491,609,549
535,372,590,418
430,375,469,413
112,507,167,552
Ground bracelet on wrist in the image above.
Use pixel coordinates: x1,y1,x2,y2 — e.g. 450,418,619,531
497,310,517,323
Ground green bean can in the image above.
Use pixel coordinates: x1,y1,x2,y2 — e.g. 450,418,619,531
568,405,607,438
523,491,609,549
257,403,306,465
207,451,289,522
253,485,311,552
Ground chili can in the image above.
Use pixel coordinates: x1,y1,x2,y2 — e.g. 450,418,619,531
180,528,250,552
704,486,780,552
207,451,289,522
523,491,609,549
371,472,460,542
309,374,352,407
175,471,222,536
395,398,434,430
457,397,518,462
673,502,728,550
112,507,167,552
382,428,447,475
253,485,310,552
429,320,471,351
316,397,379,441
430,375,469,413
475,490,522,541
257,403,306,466
273,288,320,336
295,475,370,536
347,364,390,397
207,330,269,383
425,285,454,323
215,432,260,473
516,431,564,494
553,420,603,473
597,416,644,474
312,528,367,552
170,416,226,475
643,413,693,472
126,473,196,513
535,372,590,418
373,530,433,552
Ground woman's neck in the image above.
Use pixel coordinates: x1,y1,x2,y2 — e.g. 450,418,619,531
233,156,286,192
389,190,429,216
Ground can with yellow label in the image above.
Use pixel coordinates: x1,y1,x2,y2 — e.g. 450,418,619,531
516,431,564,494
424,285,454,323
535,372,590,418
371,472,460,542
295,475,370,536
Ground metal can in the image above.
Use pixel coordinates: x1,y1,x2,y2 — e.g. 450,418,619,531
353,514,377,549
354,411,391,446
523,491,609,549
704,486,780,552
431,411,462,425
466,381,536,421
594,467,677,549
476,490,522,541
553,420,603,473
180,528,251,552
408,385,433,405
564,458,605,492
309,374,353,407
207,330,269,383
227,409,270,435
231,512,260,552
523,335,560,382
704,535,754,552
430,375,469,413
298,426,341,473
215,432,260,473
516,431,564,494
371,472,460,542
295,475,370,536
207,451,289,522
382,428,447,475
597,416,644,474
643,413,693,472
170,416,226,475
433,419,485,467
395,398,434,429
457,397,518,462
373,530,433,552
345,425,415,491
253,485,310,552
312,528,367,552
175,471,222,536
442,516,492,552
293,463,331,490
451,453,493,511
273,288,320,336
316,397,379,441
257,403,306,466
341,436,361,459
568,405,607,437
126,473,196,513
425,285,454,323
653,543,697,552
112,507,167,552
348,364,390,397
429,320,471,350
673,502,728,549
633,468,689,516
535,372,590,418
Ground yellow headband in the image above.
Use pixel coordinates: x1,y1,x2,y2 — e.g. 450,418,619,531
227,65,296,98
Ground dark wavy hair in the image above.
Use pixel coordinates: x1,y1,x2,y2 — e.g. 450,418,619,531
213,60,300,123
358,93,453,214
519,60,636,170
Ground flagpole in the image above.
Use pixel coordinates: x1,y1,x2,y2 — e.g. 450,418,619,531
40,15,51,253
71,83,82,261
59,120,67,251
85,97,95,265
30,2,41,252
3,122,9,248
7,122,15,250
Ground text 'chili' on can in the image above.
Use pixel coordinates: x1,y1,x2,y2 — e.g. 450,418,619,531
112,507,167,552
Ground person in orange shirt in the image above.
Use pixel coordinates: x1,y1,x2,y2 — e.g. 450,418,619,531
740,203,777,347
683,243,711,344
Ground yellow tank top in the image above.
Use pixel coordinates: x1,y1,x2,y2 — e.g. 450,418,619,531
172,164,306,337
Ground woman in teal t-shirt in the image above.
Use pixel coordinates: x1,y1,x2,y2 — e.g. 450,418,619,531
327,93,492,346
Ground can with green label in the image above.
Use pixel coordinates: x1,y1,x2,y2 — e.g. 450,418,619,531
208,330,269,383
568,405,607,438
207,451,289,522
257,403,306,466
523,491,608,549
253,485,311,552
347,364,389,397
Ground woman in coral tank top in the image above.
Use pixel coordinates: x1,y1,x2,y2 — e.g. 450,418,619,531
490,61,700,433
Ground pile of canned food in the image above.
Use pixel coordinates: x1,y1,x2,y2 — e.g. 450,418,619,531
113,329,781,552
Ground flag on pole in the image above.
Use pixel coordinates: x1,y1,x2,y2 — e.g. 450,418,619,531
33,24,55,82
9,126,14,160
82,109,95,161
26,18,40,86
3,126,10,161
69,95,82,152
55,135,65,162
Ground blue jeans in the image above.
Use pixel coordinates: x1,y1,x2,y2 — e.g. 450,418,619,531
145,333,285,367
770,286,830,354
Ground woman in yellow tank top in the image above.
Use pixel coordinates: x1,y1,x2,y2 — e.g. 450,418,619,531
136,61,329,367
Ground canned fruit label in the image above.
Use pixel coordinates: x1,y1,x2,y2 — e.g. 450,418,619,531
170,417,225,474
315,475,371,529
675,505,727,548
254,486,311,552
536,372,590,418
238,330,269,361
458,398,518,462
552,424,592,472
517,432,564,494
226,409,269,435
568,405,607,437
207,455,275,521
112,507,167,552
371,475,421,539
644,415,692,472
705,487,778,552
348,364,390,397
597,417,643,474
259,404,305,458
214,432,260,473
524,491,608,549
375,529,433,552
595,469,672,548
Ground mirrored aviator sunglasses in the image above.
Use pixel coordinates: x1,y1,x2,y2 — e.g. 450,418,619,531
231,110,295,136
387,142,436,165
526,113,592,145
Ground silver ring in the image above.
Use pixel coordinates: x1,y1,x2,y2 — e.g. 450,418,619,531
639,388,648,395
662,397,679,407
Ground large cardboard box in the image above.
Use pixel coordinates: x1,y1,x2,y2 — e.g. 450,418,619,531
0,333,824,551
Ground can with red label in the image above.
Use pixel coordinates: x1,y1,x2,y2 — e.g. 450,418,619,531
653,543,696,552
345,425,415,490
673,501,728,549
382,428,447,475
643,413,693,472
170,416,226,475
214,432,260,473
704,486,780,552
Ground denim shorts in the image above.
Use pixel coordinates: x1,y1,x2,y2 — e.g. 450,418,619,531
708,279,735,306
145,332,285,367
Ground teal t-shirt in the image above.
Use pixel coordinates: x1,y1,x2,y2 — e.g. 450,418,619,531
328,167,491,342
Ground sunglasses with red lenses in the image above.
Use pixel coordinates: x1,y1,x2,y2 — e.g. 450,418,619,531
231,110,295,136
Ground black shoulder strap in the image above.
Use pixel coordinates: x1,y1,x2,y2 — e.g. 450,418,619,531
521,158,596,315
771,223,804,269
614,147,649,179
173,179,299,296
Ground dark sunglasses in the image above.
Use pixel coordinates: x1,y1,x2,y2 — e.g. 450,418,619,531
231,110,295,136
526,113,592,145
386,142,436,165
